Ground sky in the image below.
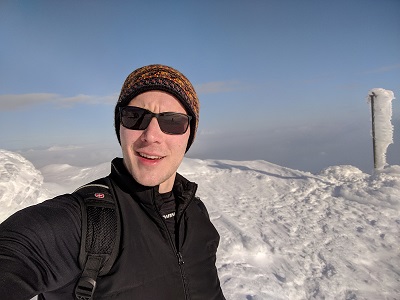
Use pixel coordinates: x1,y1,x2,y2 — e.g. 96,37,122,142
1,0,400,173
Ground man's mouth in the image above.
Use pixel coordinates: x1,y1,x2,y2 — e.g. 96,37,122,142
138,152,165,160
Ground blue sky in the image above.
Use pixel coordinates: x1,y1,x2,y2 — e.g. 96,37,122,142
1,0,399,173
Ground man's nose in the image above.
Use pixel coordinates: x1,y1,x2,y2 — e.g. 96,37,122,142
141,117,163,142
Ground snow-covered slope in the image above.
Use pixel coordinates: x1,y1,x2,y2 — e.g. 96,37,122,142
1,149,399,299
0,150,50,221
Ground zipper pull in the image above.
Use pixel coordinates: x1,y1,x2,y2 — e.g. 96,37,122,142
177,252,184,265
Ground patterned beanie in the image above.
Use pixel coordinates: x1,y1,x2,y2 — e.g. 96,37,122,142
114,64,199,152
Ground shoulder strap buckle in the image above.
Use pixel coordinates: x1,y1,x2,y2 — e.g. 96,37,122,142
75,276,97,300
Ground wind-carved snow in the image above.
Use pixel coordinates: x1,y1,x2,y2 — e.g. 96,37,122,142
180,159,400,299
1,150,399,299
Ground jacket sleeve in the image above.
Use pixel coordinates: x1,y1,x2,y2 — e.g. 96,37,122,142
0,195,82,299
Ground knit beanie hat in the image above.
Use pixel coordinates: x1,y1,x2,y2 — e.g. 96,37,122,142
114,64,199,152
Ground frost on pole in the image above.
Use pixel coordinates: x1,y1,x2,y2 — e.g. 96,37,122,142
367,88,395,170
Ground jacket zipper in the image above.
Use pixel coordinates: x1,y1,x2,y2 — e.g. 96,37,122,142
153,196,193,300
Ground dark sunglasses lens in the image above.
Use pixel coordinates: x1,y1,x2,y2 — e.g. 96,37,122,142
121,107,150,130
158,114,189,134
121,107,190,134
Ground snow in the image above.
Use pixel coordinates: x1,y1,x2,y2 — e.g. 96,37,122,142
368,88,395,170
0,150,49,222
1,149,399,299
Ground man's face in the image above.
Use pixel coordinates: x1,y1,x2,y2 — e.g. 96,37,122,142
120,90,190,193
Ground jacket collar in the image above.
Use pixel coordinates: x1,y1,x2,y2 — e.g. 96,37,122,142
109,158,197,206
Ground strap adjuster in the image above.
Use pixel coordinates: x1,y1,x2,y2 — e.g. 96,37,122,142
75,277,97,300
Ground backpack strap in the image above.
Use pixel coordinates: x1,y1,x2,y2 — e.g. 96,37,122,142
72,177,121,300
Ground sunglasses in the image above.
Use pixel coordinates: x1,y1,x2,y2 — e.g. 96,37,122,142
120,106,192,135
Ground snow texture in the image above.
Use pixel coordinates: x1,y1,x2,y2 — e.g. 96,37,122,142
368,88,395,170
0,150,49,222
0,149,399,300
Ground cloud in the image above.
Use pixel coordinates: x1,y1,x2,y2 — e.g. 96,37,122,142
195,81,243,94
362,63,400,75
47,145,83,151
0,93,58,110
15,143,121,168
0,81,248,111
0,93,117,111
59,93,117,107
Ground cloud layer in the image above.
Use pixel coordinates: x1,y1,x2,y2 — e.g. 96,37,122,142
0,93,117,111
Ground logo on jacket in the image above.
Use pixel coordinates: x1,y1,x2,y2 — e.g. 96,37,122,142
163,212,175,219
94,193,105,199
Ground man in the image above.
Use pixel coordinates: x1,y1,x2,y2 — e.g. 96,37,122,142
0,64,226,299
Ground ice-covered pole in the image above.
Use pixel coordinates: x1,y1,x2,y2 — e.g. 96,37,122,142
367,88,395,170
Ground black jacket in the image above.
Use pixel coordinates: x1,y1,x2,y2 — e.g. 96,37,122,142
0,158,225,300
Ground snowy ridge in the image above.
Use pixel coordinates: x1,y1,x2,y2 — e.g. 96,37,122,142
0,150,399,299
0,150,49,221
40,162,110,196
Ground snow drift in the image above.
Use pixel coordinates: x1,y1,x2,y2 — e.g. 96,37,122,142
1,149,399,299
